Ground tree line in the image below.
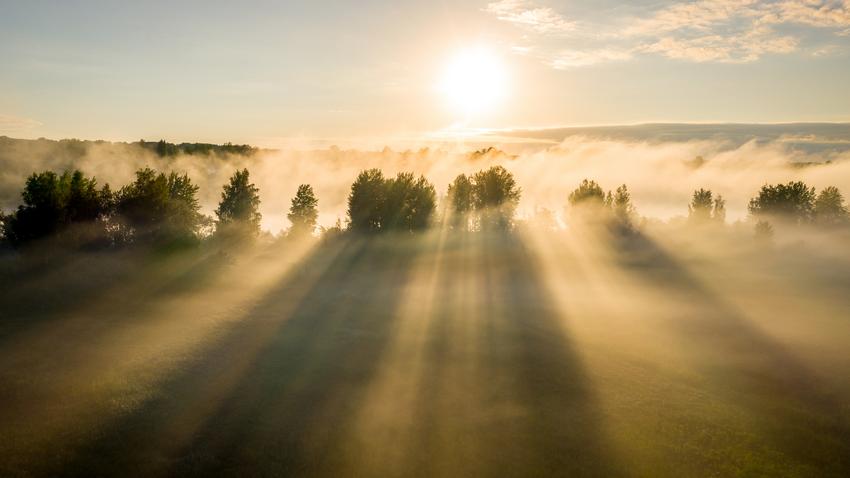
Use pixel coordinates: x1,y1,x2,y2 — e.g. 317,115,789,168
1,164,848,250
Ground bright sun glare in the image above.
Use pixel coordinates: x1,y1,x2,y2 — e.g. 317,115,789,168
439,47,507,118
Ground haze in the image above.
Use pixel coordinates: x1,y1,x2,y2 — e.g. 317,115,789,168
2,1,850,477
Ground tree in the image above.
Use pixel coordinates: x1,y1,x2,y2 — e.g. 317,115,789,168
3,170,112,247
748,181,815,224
688,188,714,222
754,220,774,244
471,165,521,230
713,195,726,224
114,167,202,244
689,189,725,224
347,169,386,233
813,186,848,227
383,172,436,232
447,174,474,230
215,169,261,237
610,184,636,228
568,179,606,207
288,184,319,235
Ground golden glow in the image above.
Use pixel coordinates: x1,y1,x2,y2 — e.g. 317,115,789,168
438,47,507,118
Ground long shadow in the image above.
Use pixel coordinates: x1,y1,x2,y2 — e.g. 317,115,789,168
615,232,850,475
402,231,619,476
51,234,425,477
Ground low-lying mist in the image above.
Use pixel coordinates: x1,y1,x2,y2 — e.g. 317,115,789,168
3,132,850,233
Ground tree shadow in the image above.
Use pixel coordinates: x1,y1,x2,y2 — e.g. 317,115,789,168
50,234,425,477
399,231,619,476
614,232,850,475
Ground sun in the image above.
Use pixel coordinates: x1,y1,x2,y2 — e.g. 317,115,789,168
438,47,507,118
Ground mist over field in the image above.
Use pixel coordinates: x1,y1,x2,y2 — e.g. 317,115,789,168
2,123,850,476
4,123,850,231
4,0,850,474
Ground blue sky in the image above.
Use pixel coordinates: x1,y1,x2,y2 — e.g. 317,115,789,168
1,0,849,145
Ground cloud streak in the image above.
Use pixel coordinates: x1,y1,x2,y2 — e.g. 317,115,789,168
486,0,850,67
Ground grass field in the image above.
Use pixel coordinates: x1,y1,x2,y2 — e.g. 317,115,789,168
1,228,849,477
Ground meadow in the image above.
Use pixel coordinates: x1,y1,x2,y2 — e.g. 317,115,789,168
1,222,849,477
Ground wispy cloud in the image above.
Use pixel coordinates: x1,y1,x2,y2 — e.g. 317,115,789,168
484,0,576,34
485,0,850,67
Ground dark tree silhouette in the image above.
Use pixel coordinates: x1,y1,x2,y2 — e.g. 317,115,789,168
471,165,521,230
568,179,606,207
610,184,636,228
447,173,474,230
383,172,436,232
288,184,319,235
114,167,202,244
215,169,261,237
689,188,725,224
813,186,848,227
347,169,386,233
2,170,112,247
748,181,815,224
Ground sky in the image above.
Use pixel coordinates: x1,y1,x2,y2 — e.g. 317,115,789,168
1,0,850,146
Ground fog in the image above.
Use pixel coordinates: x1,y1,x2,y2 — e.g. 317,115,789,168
2,130,850,476
4,130,850,233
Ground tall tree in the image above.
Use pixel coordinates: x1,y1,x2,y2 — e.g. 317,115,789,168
688,188,725,224
347,169,386,232
610,184,636,227
688,188,714,222
215,169,261,237
447,173,474,230
288,184,319,235
813,186,848,227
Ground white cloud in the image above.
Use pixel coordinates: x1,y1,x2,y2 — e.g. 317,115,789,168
486,0,850,67
485,0,576,34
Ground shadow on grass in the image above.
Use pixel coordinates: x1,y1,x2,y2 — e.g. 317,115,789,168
51,234,423,477
615,232,850,475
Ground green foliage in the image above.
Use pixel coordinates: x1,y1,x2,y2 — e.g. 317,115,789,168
813,186,848,227
114,167,202,244
347,169,436,233
447,174,474,230
288,184,319,235
2,170,112,247
348,169,386,233
471,165,521,230
748,181,815,224
384,172,436,232
215,169,261,237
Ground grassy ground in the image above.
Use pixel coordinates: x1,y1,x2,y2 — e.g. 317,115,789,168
0,228,849,477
